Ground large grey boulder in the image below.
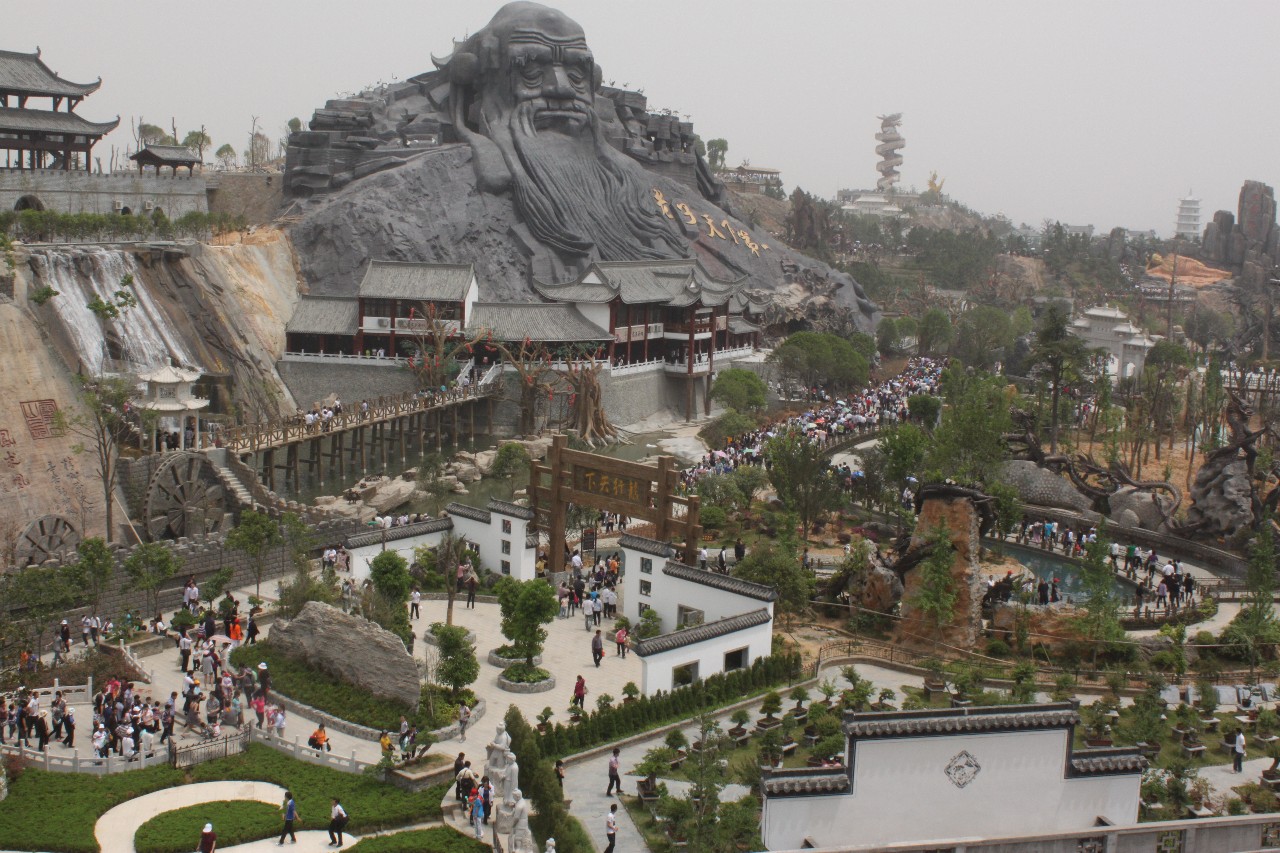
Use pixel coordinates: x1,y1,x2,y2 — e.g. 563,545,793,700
1108,487,1176,530
1183,457,1255,538
268,601,420,709
999,460,1093,513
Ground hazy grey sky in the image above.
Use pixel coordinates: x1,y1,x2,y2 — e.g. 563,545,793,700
16,0,1279,236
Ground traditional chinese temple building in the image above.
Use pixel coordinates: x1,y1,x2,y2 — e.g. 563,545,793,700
0,48,118,174
129,144,202,176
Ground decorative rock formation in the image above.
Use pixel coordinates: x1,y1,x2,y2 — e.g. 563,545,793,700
895,488,987,649
1201,181,1280,356
268,601,420,709
1108,487,1177,531
858,565,903,613
990,602,1085,651
999,460,1093,514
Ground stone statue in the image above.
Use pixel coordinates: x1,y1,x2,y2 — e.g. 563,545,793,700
501,749,521,805
439,1,689,271
545,840,556,853
508,788,533,853
484,722,512,781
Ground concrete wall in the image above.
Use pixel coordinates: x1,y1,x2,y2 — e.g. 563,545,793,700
276,360,419,410
449,509,536,580
348,530,448,581
620,549,772,632
639,619,772,694
207,173,284,225
0,172,208,217
763,728,1141,851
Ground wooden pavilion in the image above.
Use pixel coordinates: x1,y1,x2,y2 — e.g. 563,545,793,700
129,144,202,176
0,48,118,172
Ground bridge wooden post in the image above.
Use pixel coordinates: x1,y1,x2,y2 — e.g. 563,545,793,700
434,411,442,453
285,443,298,490
310,437,323,487
334,431,345,479
378,422,388,468
262,448,276,491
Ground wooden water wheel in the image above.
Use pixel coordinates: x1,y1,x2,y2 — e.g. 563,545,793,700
14,515,80,567
143,452,229,541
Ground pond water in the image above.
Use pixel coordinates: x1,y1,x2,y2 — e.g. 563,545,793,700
1000,542,1135,603
273,430,675,512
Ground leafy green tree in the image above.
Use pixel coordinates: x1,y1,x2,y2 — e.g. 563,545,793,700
733,540,815,629
1074,531,1124,668
880,423,928,485
916,308,954,356
70,536,114,617
1011,305,1035,339
1027,303,1095,453
768,331,868,393
214,143,237,170
710,368,767,413
431,623,479,695
124,541,181,619
181,129,211,160
911,522,957,643
699,409,757,449
765,431,843,535
696,472,748,514
224,509,282,598
706,138,729,170
953,305,1014,370
201,565,235,612
906,394,941,428
3,564,75,657
923,375,1011,485
496,578,559,666
422,533,472,627
876,317,900,355
370,549,412,604
1224,519,1280,678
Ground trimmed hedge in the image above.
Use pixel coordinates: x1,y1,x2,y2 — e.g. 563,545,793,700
504,708,593,853
135,801,280,853
229,642,470,734
0,743,423,853
346,827,487,852
502,663,551,683
538,652,801,758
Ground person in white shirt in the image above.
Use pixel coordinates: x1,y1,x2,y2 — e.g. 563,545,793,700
328,799,349,847
604,804,618,853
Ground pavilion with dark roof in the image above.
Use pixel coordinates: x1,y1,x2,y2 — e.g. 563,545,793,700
0,48,118,174
130,144,202,176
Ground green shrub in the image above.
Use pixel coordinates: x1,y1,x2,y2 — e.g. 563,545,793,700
700,505,728,529
135,802,280,853
502,663,551,683
984,639,1010,658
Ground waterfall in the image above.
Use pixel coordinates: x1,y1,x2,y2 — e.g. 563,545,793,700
29,247,199,375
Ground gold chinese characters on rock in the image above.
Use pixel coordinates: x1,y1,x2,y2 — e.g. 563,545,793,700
651,189,770,257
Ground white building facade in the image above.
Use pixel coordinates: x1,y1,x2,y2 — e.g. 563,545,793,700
1070,305,1159,378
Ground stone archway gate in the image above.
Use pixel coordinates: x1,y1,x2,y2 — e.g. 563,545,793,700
530,434,701,574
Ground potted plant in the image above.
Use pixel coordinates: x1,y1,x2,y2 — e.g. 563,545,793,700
536,707,554,734
873,688,897,711
636,747,674,797
621,681,640,704
758,727,783,768
803,702,828,743
1083,700,1117,748
816,679,839,707
780,716,799,754
789,686,810,716
1171,704,1197,741
810,733,846,767
948,664,981,708
920,657,947,699
1256,708,1280,749
757,690,783,730
595,693,614,714
665,729,689,768
567,703,583,724
1195,678,1219,721
1262,741,1280,786
728,708,752,741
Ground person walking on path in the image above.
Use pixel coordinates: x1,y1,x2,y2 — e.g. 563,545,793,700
573,675,587,709
1234,728,1247,773
591,630,604,667
278,790,299,844
615,625,628,657
603,804,618,853
458,702,471,742
410,588,421,620
328,798,349,847
470,787,486,840
199,822,217,853
606,747,623,796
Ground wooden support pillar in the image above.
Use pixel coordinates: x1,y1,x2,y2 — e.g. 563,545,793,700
263,448,276,492
334,431,345,479
434,411,442,453
311,438,323,487
378,422,388,468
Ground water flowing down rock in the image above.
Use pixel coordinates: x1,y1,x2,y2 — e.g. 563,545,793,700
267,601,420,709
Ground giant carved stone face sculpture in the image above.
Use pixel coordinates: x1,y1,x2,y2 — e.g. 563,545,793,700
443,2,688,265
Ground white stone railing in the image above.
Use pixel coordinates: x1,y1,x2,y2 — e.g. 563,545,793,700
609,358,665,376
282,351,408,365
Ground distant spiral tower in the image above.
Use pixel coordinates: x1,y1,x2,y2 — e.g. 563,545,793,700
875,113,905,192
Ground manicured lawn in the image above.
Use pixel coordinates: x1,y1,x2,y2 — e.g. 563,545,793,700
0,744,433,852
135,802,280,853
346,827,487,852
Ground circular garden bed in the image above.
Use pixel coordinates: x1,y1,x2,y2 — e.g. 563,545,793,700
423,627,477,647
497,663,556,694
487,646,543,668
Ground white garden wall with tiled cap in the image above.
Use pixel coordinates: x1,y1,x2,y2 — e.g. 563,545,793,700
762,724,1141,851
637,617,773,694
347,527,449,582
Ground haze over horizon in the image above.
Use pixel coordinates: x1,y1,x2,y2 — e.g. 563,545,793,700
13,0,1277,238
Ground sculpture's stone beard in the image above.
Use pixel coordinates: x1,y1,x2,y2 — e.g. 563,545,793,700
500,99,687,262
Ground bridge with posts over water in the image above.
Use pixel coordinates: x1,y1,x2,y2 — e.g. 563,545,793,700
220,366,502,491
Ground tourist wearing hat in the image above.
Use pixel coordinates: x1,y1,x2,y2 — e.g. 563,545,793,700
199,822,217,853
257,662,272,697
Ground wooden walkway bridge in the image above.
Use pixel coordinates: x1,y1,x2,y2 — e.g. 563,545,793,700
221,367,502,491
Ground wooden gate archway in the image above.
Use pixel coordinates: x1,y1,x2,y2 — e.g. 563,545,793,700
530,434,700,574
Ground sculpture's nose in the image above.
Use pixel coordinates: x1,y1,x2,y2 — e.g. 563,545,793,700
546,65,573,97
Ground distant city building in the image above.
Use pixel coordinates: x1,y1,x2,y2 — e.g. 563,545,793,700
1175,192,1201,240
1124,228,1158,242
838,191,904,220
716,163,783,195
1062,224,1095,240
1011,226,1043,249
1070,305,1160,378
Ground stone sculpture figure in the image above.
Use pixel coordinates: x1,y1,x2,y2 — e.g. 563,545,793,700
439,1,689,268
508,788,533,853
493,750,521,834
501,749,521,805
484,722,512,783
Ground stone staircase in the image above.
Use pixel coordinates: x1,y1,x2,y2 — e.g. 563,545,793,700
204,447,265,513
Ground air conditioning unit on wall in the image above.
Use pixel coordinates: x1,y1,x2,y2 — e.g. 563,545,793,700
376,317,390,328
112,199,123,211
144,200,154,212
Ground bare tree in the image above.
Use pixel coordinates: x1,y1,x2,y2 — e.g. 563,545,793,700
55,376,136,542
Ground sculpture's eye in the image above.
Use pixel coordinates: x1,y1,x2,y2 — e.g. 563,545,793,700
520,63,544,86
566,60,589,86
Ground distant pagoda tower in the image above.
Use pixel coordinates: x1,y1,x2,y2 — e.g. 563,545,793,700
875,113,904,192
1175,191,1201,240
0,48,118,172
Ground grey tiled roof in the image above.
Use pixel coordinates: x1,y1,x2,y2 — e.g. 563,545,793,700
525,534,540,550
634,608,771,657
0,107,118,135
1069,750,1147,776
844,704,1080,738
446,502,491,524
345,516,452,548
286,297,358,335
358,260,474,301
728,316,760,335
130,144,201,165
0,49,102,97
618,533,675,558
487,499,534,520
662,560,778,601
533,259,746,308
762,769,851,797
467,302,610,342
